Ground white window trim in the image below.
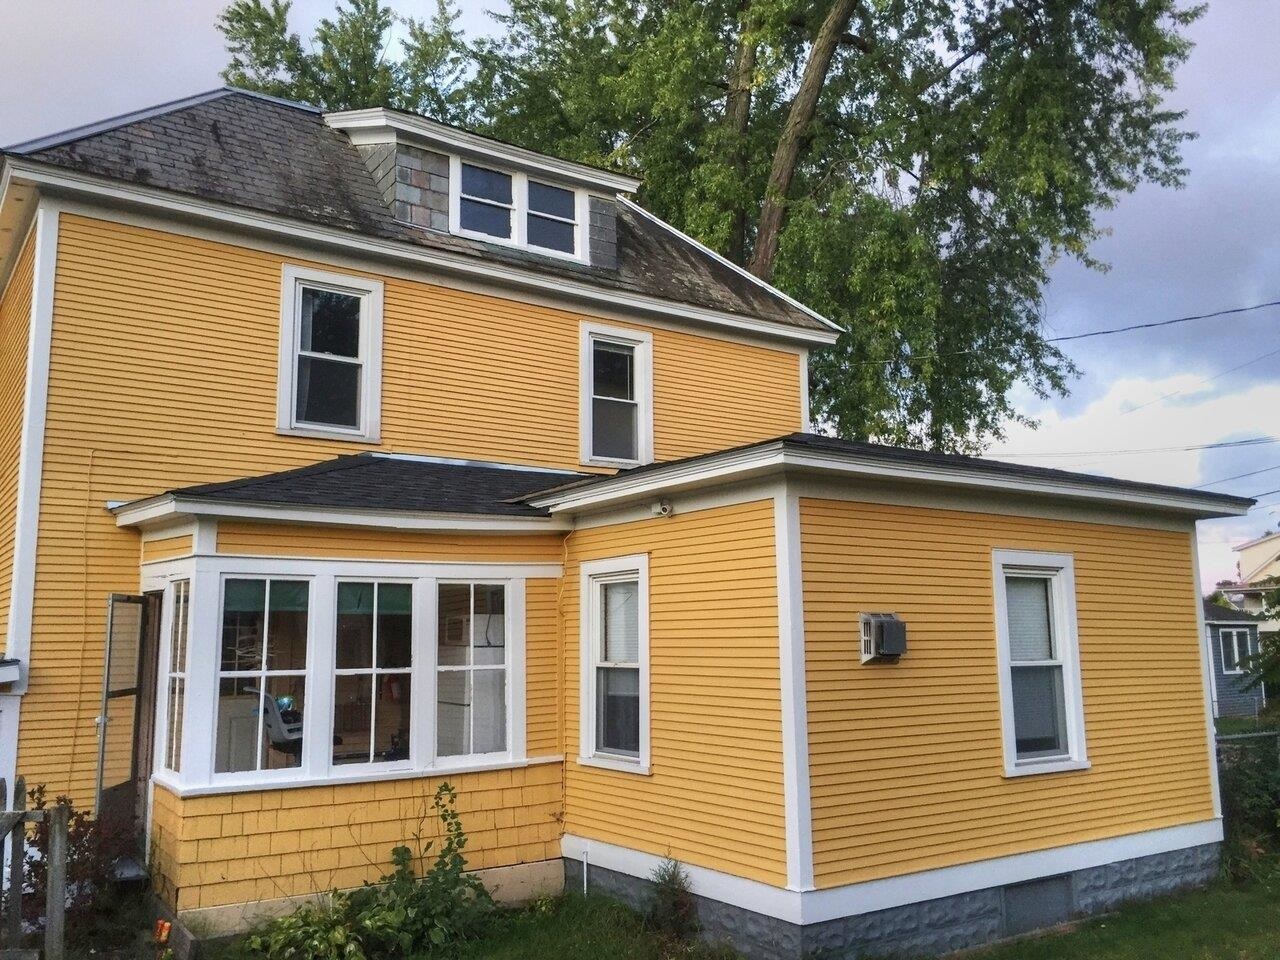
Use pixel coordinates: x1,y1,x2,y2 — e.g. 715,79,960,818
579,554,650,775
448,156,590,264
276,264,383,443
156,556,533,792
1220,628,1252,676
991,549,1089,778
579,322,654,468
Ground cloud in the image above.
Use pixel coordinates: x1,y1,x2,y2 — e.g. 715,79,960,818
990,377,1280,589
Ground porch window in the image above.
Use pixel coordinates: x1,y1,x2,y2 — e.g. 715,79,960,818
437,583,508,757
333,582,413,766
214,578,310,773
992,551,1088,777
580,324,653,467
161,579,190,773
579,554,650,773
277,265,383,442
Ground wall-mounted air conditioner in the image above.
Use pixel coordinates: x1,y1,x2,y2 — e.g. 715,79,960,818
860,612,907,664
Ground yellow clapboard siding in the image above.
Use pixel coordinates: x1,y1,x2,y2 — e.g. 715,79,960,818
149,764,563,910
0,232,34,643
562,499,788,886
215,521,565,564
141,533,193,563
800,497,1214,888
18,212,800,804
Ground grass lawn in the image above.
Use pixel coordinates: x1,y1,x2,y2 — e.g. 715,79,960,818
457,871,1280,960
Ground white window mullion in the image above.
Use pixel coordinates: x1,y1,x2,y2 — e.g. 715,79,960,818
514,173,529,247
308,575,337,778
184,560,221,787
508,579,527,761
413,577,437,770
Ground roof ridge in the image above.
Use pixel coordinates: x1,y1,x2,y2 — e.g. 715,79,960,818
4,86,320,155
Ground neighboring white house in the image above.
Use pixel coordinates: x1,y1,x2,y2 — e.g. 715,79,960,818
1217,530,1280,635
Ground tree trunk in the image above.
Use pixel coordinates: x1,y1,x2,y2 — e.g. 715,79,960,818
749,0,859,281
725,4,758,265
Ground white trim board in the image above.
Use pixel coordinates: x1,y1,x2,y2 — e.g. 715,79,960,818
4,200,58,692
2,160,836,348
1191,532,1224,819
563,819,1223,925
529,443,1251,520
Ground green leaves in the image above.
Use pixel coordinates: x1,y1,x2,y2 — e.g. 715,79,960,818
216,0,1201,452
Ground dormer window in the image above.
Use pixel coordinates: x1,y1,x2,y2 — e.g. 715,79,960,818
450,158,586,260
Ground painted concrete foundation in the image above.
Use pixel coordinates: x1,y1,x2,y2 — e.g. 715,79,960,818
564,841,1221,960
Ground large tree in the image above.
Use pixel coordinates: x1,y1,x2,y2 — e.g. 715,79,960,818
219,0,1201,452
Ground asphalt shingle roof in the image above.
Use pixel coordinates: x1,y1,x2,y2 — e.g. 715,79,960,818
166,453,585,518
1202,599,1262,623
8,88,824,333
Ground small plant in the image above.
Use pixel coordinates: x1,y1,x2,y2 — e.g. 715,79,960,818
246,894,367,960
246,782,493,960
646,858,699,942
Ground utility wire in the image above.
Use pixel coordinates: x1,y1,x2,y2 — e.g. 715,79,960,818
855,298,1280,367
1196,463,1280,489
993,436,1280,460
1119,344,1280,418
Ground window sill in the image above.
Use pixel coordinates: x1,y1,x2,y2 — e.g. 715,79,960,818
577,754,650,776
1003,757,1091,779
153,754,562,797
276,425,380,444
580,456,646,471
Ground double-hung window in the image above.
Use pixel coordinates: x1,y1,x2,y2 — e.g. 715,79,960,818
1220,629,1253,675
437,583,508,757
580,555,650,773
215,578,310,774
992,551,1088,777
580,324,653,467
333,582,413,766
160,579,190,773
451,159,585,259
278,266,383,442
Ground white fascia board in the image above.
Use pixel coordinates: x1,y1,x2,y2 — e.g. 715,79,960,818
111,495,571,533
530,444,1253,519
326,108,642,194
5,160,835,348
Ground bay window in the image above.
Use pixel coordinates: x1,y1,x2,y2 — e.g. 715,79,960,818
150,558,533,791
579,554,650,774
992,551,1089,777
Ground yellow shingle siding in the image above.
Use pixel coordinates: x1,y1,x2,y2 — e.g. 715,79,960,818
150,764,563,911
562,499,788,886
0,232,35,643
801,497,1214,888
19,211,800,804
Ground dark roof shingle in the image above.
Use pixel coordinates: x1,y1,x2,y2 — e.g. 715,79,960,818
164,453,584,518
9,89,825,333
1202,599,1262,623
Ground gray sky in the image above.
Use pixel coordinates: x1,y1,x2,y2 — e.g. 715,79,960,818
2,0,1277,588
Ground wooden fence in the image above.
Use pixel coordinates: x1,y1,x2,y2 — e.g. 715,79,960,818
0,777,66,960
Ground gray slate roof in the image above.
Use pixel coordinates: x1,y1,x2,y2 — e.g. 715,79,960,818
1202,599,1262,624
166,453,584,518
6,88,824,333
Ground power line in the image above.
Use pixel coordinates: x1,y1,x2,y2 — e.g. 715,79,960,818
993,436,1280,460
1119,344,1280,418
855,298,1280,367
1197,463,1280,489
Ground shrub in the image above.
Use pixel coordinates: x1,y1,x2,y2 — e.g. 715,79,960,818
246,782,493,960
645,858,699,942
1217,736,1280,880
